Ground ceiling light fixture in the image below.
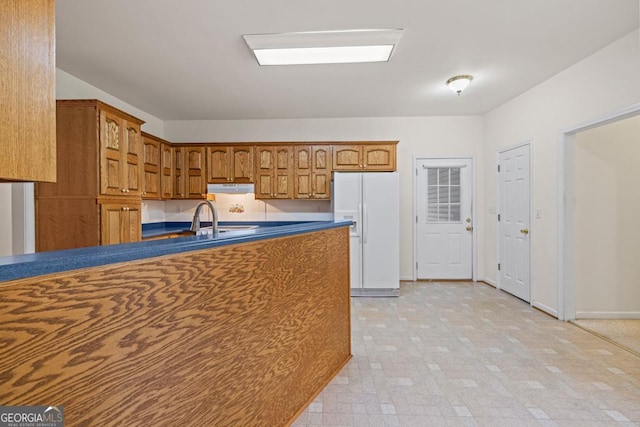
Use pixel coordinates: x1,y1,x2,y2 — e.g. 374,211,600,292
446,75,474,95
243,29,403,66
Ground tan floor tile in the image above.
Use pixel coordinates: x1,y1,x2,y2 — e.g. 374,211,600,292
293,282,640,426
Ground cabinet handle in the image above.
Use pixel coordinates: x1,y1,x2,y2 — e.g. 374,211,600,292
121,207,130,211
121,188,127,193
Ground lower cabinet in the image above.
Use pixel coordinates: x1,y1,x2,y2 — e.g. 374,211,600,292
36,197,141,251
100,202,141,245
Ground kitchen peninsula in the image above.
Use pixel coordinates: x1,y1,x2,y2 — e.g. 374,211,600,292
0,221,351,426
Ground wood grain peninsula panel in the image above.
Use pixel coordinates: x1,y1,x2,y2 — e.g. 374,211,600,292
0,227,351,426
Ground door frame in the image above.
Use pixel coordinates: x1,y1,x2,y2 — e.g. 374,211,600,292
496,141,533,305
558,102,640,321
412,156,477,282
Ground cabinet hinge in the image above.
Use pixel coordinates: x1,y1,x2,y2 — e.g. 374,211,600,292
416,216,418,223
497,164,501,172
416,262,418,270
498,263,501,271
416,169,418,176
497,214,501,221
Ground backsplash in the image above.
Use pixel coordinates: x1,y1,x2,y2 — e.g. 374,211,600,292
142,194,333,224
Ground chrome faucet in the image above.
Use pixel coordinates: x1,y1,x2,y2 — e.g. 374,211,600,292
190,200,219,234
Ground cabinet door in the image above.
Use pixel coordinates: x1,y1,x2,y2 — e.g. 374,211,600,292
123,121,143,195
312,146,332,199
231,146,253,183
362,144,396,171
185,146,207,199
160,143,173,199
142,135,161,199
294,146,312,199
207,145,230,183
100,203,141,245
332,145,362,170
274,146,293,198
173,147,185,198
99,110,125,196
124,205,141,243
100,203,124,245
255,146,274,199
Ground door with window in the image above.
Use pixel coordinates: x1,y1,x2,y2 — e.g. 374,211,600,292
498,144,531,302
416,158,473,279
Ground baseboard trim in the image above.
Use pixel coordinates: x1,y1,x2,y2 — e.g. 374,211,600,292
575,311,640,319
351,288,399,297
399,275,414,281
478,277,496,288
532,301,558,318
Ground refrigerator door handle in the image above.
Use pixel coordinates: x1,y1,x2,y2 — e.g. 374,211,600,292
357,203,363,243
362,203,368,244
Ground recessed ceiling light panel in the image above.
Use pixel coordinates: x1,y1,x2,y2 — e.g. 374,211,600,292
243,29,403,66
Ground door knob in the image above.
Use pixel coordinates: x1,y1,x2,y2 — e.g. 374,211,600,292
520,228,529,235
466,226,473,231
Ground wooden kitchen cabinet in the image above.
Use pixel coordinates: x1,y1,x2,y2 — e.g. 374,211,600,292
100,202,141,245
100,109,143,196
174,145,206,199
142,132,162,199
206,145,253,183
0,0,56,182
332,143,396,171
255,146,293,199
294,145,332,199
36,100,145,251
160,142,174,199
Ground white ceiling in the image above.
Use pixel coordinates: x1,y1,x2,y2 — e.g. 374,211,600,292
56,0,639,120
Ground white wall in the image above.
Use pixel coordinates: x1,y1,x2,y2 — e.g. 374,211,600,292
56,69,165,137
574,115,640,317
165,116,484,280
483,30,640,314
0,184,13,256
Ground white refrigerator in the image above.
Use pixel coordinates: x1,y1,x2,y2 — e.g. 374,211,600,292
333,172,399,296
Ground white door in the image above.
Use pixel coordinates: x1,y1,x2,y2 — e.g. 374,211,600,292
498,144,531,302
416,159,473,279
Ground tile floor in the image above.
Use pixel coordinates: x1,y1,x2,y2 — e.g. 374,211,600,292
292,281,640,427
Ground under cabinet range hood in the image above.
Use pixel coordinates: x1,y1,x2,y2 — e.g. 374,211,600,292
207,183,255,194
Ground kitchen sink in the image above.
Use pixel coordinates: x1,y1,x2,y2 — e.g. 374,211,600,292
218,225,259,232
196,225,259,235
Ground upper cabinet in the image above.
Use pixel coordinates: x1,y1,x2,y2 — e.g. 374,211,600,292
255,146,293,199
100,110,143,197
160,142,174,199
142,132,163,200
294,145,332,200
333,143,396,171
174,145,206,199
206,145,253,183
0,0,56,182
36,100,145,252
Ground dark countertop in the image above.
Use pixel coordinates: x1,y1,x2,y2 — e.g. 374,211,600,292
0,221,351,283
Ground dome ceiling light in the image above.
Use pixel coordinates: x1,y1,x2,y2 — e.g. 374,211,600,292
446,75,474,95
